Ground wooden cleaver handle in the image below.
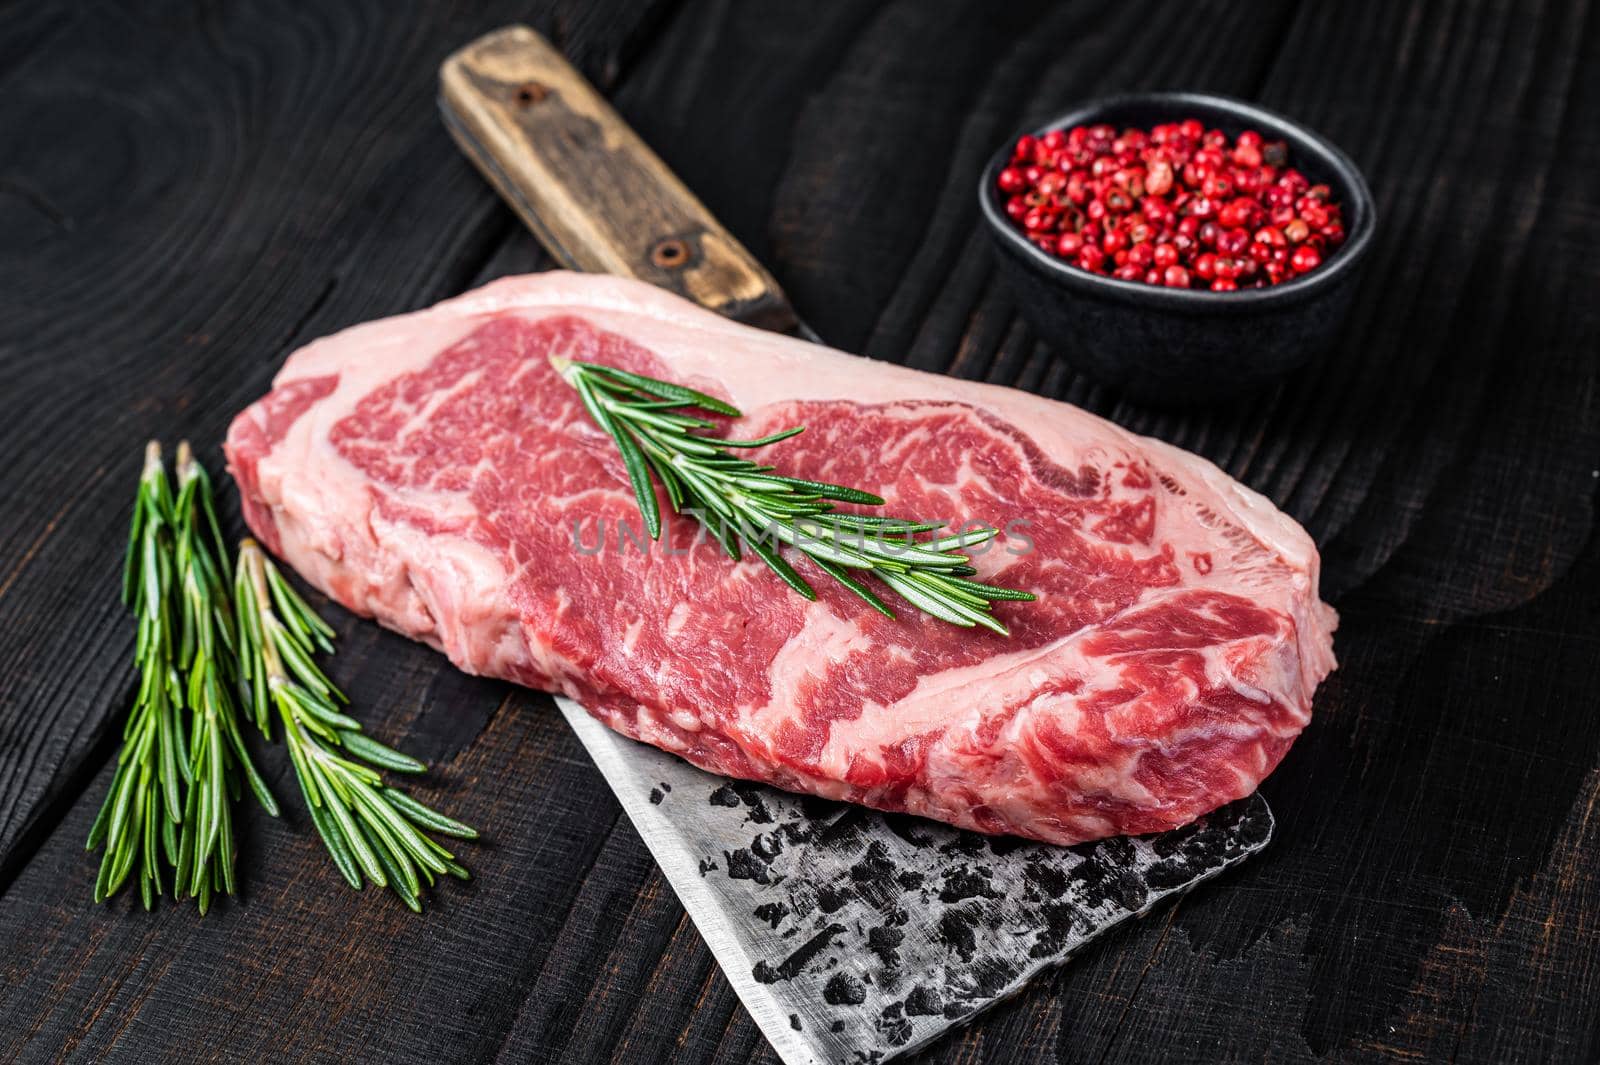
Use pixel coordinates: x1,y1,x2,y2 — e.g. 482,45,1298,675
438,25,800,333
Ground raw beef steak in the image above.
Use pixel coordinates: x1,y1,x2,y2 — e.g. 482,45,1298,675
226,273,1336,845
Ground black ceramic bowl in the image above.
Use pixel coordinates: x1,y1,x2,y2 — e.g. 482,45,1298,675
978,92,1375,405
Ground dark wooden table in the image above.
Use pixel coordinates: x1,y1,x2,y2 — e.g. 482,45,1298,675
3,1,1597,1061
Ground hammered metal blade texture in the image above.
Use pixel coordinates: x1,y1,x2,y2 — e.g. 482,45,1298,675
557,697,1273,1065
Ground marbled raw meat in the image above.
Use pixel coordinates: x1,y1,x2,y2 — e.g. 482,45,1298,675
226,272,1336,845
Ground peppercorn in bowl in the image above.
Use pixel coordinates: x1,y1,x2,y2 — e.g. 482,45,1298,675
978,92,1374,405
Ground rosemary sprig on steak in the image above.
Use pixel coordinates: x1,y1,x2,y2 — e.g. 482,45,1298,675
170,443,278,912
88,442,189,908
235,542,476,912
555,359,1035,635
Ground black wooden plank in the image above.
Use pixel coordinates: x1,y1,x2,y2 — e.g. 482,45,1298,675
0,0,677,881
1,0,1598,1062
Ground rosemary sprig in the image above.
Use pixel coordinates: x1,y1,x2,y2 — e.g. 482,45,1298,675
235,541,476,912
170,443,278,913
87,442,187,909
555,359,1036,635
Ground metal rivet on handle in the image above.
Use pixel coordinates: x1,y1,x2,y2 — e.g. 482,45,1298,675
514,82,548,106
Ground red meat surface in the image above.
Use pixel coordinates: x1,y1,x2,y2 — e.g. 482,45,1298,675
227,273,1336,844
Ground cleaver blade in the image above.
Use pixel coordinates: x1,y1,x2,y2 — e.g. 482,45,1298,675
441,25,1276,1065
559,699,1271,1065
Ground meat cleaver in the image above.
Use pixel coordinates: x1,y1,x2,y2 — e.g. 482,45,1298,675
437,26,1272,1065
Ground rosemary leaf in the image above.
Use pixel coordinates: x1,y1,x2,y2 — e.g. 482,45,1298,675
235,541,475,910
87,443,188,910
169,441,277,909
555,360,1035,633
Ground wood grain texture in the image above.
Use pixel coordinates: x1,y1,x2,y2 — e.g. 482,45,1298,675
439,25,798,330
1,1,1597,1063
